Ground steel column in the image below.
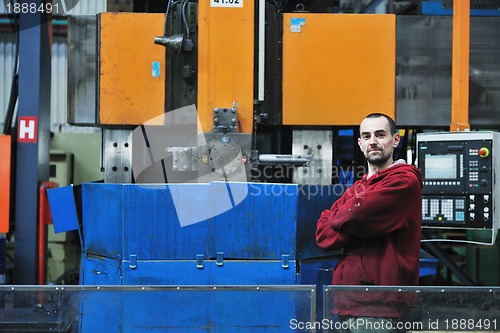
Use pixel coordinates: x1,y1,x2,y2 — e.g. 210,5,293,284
14,6,51,284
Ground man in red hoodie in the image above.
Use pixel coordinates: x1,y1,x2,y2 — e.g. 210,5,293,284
316,113,423,330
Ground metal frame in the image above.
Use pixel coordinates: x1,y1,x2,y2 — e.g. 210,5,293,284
14,4,51,284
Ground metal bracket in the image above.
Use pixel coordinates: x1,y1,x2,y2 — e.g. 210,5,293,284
281,254,290,269
213,102,238,133
196,254,204,269
167,146,199,172
129,254,137,269
216,252,224,266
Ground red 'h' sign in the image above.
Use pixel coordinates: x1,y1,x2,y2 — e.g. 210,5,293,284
18,116,38,143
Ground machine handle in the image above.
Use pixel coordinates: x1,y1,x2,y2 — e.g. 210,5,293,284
319,268,334,272
89,269,107,275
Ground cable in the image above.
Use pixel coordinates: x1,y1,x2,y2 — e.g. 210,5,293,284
163,0,172,36
3,0,20,135
163,0,191,40
181,0,190,38
395,1,419,15
267,0,286,12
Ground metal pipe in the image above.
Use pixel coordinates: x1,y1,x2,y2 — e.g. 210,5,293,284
258,154,312,166
38,182,53,285
450,0,471,131
361,0,386,13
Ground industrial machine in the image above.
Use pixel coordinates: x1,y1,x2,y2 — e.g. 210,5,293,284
44,0,500,298
67,1,399,186
417,131,500,244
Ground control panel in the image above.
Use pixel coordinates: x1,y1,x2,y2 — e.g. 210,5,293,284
417,132,500,233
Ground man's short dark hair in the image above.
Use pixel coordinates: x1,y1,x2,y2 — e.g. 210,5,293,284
363,113,397,136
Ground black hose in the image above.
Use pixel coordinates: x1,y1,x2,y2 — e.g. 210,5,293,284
3,0,20,135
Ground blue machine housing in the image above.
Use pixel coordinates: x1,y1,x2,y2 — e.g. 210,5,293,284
76,182,343,287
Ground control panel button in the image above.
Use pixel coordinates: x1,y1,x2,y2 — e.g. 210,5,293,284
478,147,489,158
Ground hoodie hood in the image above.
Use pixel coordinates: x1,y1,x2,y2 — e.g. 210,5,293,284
364,161,423,188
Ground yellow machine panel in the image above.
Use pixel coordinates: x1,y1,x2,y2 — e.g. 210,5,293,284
98,13,166,125
282,14,396,126
197,1,254,134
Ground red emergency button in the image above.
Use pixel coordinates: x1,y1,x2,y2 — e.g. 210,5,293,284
478,147,489,158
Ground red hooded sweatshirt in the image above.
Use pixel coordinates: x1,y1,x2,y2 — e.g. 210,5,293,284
316,161,423,318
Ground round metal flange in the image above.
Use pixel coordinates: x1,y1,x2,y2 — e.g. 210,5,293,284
209,143,242,175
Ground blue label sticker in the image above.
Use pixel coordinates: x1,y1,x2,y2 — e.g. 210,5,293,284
152,61,160,77
290,18,306,26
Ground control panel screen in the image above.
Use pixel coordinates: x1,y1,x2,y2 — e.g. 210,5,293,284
425,154,457,180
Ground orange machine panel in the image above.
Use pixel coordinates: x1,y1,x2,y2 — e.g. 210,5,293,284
98,13,166,125
197,1,254,134
282,14,395,126
0,135,11,233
